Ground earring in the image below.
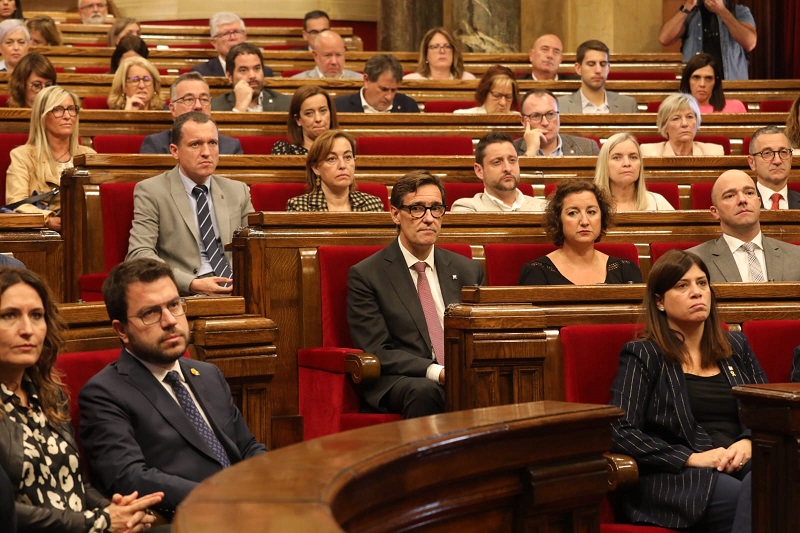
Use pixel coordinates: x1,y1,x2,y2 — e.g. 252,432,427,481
315,176,321,188
657,306,665,311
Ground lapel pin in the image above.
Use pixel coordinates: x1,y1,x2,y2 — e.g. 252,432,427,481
190,368,200,376
452,274,458,280
727,364,736,377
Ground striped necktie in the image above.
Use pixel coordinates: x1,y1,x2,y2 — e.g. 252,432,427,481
740,242,765,282
413,261,444,365
192,185,232,280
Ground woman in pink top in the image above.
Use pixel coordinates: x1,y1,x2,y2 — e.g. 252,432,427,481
679,53,747,114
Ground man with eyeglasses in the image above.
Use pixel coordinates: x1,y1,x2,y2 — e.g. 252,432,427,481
334,54,419,113
211,42,290,112
300,10,330,49
687,170,800,282
514,90,600,157
79,258,266,521
291,30,361,80
747,126,798,209
191,12,273,78
78,0,112,24
347,171,483,418
141,72,242,155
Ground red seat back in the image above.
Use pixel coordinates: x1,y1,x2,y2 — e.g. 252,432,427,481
81,96,109,110
607,71,676,81
93,135,145,154
760,100,792,113
443,182,535,210
356,135,474,156
249,183,307,211
355,183,389,210
423,100,479,113
0,94,9,107
646,101,661,113
741,320,800,383
0,133,29,205
235,135,285,154
649,242,702,265
645,182,680,210
690,182,715,210
99,182,138,271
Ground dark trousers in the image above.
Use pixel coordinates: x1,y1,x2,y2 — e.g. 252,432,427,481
690,465,751,533
382,376,445,418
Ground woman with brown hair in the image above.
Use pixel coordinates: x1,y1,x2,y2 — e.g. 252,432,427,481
453,64,518,114
404,27,475,81
271,86,338,155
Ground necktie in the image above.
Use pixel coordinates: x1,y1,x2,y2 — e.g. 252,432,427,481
163,370,231,467
770,193,782,210
413,261,445,365
192,185,233,280
740,242,765,282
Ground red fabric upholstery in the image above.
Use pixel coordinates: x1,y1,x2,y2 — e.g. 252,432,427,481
74,66,110,74
249,183,306,211
442,182,535,210
649,242,702,265
280,69,305,77
742,320,800,383
81,96,109,110
742,136,751,155
92,135,145,153
0,94,8,107
607,71,676,81
423,100,479,113
646,182,680,210
760,100,792,113
646,101,661,113
356,135,474,156
690,182,714,210
355,183,389,210
235,135,285,154
0,133,28,205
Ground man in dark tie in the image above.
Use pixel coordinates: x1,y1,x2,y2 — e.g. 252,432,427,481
79,258,266,520
347,171,484,418
127,111,254,295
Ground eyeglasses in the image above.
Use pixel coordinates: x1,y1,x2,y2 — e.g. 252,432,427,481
752,148,792,161
489,91,514,101
29,81,53,93
213,29,245,40
428,43,454,52
49,105,80,118
126,75,154,85
128,298,187,326
522,111,559,123
400,204,446,219
79,1,107,10
173,95,211,107
305,28,330,36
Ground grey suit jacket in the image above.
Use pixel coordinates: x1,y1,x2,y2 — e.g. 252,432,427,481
126,166,254,293
347,240,484,410
140,129,243,155
557,89,638,113
211,88,291,112
513,133,599,156
687,235,800,282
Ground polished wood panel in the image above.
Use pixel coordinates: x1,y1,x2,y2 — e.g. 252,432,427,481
0,214,65,302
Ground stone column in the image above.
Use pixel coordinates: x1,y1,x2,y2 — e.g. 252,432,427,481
447,0,521,53
378,0,444,51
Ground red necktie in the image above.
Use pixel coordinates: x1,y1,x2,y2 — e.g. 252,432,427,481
770,193,782,210
413,261,444,365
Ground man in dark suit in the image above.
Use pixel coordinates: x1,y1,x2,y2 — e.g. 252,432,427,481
514,89,600,157
748,126,799,209
191,12,273,78
79,258,267,520
518,34,564,81
211,43,289,112
333,54,420,113
347,171,483,418
141,72,242,155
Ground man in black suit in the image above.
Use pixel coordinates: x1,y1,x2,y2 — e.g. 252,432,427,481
79,258,266,519
333,54,420,113
191,12,273,78
748,126,799,209
140,72,242,155
347,171,483,418
211,43,290,112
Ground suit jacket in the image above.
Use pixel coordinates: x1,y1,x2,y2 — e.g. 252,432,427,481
757,187,800,209
450,191,547,212
140,129,243,155
640,140,724,157
610,333,766,528
79,350,267,518
211,88,291,112
513,133,600,156
291,68,362,79
557,89,638,113
791,345,800,382
333,91,420,113
191,57,273,77
687,235,800,282
126,166,254,293
347,240,484,410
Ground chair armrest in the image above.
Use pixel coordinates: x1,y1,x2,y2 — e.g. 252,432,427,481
345,353,381,384
298,347,381,384
604,452,638,490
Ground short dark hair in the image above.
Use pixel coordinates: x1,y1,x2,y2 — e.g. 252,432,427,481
544,180,612,247
110,34,148,74
519,89,558,113
8,52,57,108
303,10,330,31
474,131,514,164
103,258,177,324
390,170,446,210
170,71,208,102
679,53,725,112
576,39,609,64
225,42,264,76
749,125,789,154
171,111,216,146
363,53,403,82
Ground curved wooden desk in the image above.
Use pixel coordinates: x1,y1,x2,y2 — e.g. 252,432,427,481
174,401,622,532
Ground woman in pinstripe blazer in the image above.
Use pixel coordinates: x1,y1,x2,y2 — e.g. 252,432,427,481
610,249,766,532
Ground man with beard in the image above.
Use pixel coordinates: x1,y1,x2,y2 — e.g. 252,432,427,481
79,258,266,520
451,132,547,212
514,90,600,157
78,0,112,24
210,42,290,112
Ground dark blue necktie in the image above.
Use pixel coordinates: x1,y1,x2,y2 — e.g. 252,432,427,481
191,185,233,280
163,370,231,467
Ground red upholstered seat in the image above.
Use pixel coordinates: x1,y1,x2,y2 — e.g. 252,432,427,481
646,101,661,113
741,320,800,383
0,133,29,205
690,182,714,210
649,242,703,266
249,183,306,211
423,100,479,113
81,96,109,110
234,135,285,154
442,182,535,210
92,135,146,153
356,135,474,156
354,183,390,210
645,182,680,210
0,94,9,107
760,100,792,113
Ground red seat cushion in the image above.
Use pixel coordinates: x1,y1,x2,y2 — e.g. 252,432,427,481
55,349,120,438
234,135,286,154
81,96,109,110
356,135,474,156
690,182,715,210
424,100,479,113
92,135,145,154
249,183,307,211
741,320,800,383
0,133,28,205
760,100,792,113
646,183,680,210
355,183,389,210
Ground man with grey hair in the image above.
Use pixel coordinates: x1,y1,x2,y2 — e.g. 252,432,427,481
141,72,243,154
78,0,112,24
747,126,798,209
333,54,419,113
291,30,361,79
191,12,273,78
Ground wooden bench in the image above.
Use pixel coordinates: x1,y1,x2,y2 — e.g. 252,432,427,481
0,214,65,302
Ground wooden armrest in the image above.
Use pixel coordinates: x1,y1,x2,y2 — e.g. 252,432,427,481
604,452,638,490
344,352,381,384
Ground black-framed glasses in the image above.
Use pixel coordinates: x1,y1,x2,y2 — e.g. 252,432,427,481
126,75,153,85
173,95,212,107
400,204,446,219
522,111,559,123
50,105,80,118
29,81,53,93
752,148,792,161
128,298,187,326
213,29,245,40
428,43,454,51
489,91,513,101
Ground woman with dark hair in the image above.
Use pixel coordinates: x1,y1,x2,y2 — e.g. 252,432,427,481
7,52,57,108
786,94,800,154
0,267,163,532
454,64,518,114
286,129,383,212
519,180,642,285
26,15,62,47
610,249,765,532
107,17,141,47
271,86,338,155
679,53,746,114
404,27,475,81
109,34,149,74
0,0,22,21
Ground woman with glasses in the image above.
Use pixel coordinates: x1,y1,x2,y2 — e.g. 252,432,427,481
679,53,747,114
641,93,724,157
596,133,675,211
286,130,384,212
107,17,140,47
272,86,338,155
0,18,29,72
454,64,518,114
404,27,475,81
6,86,95,231
108,56,162,111
6,52,56,108
109,35,149,74
519,180,642,285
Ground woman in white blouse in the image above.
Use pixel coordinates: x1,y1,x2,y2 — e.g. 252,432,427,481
641,93,724,157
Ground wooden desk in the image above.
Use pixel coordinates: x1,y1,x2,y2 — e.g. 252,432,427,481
174,401,623,533
0,213,65,302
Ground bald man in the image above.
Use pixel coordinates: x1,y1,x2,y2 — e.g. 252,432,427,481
687,170,800,282
520,34,564,81
291,30,362,79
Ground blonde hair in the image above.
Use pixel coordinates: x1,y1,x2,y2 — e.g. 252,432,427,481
27,85,82,182
594,132,648,211
107,56,163,110
656,92,701,139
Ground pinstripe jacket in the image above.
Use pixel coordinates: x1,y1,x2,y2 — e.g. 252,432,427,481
609,332,767,528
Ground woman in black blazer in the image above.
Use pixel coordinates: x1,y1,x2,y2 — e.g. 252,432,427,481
610,249,766,532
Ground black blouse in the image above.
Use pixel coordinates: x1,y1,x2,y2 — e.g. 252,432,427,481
684,372,741,448
519,255,643,285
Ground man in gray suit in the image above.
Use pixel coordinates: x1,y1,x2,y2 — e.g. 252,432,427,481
291,31,361,79
557,40,638,114
127,112,254,296
347,171,484,418
747,126,799,209
210,43,290,112
688,169,800,282
453,132,547,212
514,90,600,157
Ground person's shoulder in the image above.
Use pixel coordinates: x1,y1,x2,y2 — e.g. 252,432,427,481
403,72,425,80
769,236,800,253
450,194,482,211
342,69,363,79
521,195,548,211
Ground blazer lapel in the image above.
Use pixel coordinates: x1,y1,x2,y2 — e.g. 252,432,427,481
434,248,462,306
168,166,201,246
710,237,742,282
383,242,433,352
